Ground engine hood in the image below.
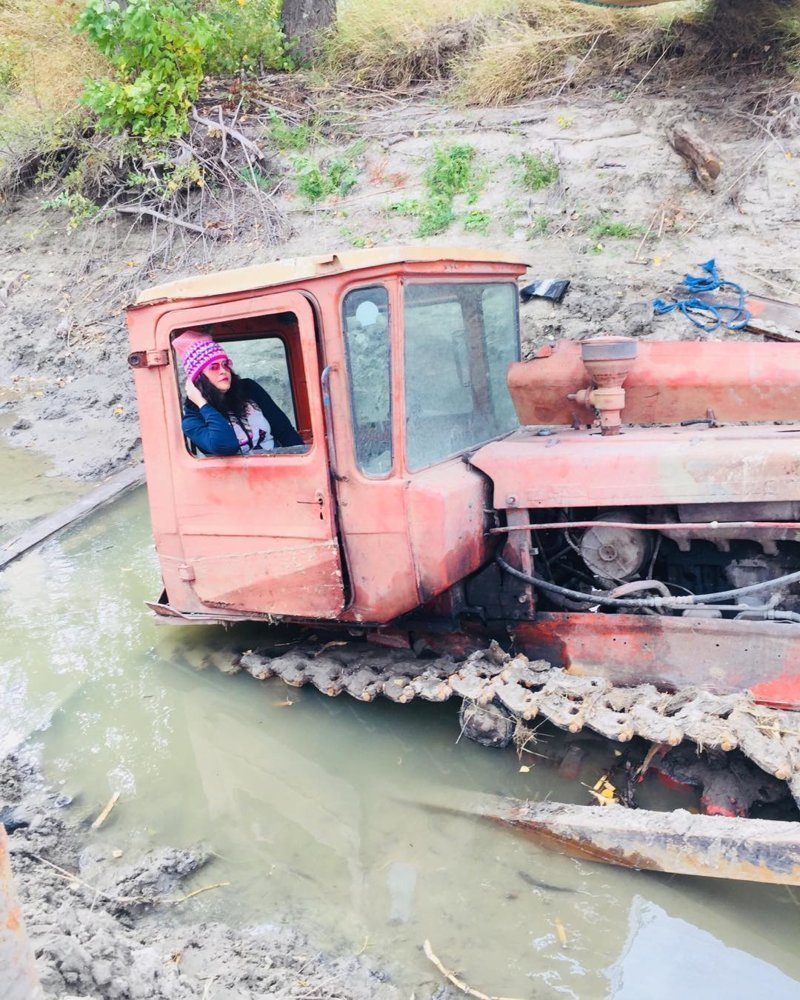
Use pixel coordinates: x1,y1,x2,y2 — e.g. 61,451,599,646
470,423,800,511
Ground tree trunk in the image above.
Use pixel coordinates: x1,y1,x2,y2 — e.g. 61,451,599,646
281,0,336,60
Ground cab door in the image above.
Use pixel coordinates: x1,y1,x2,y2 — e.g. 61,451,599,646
158,291,345,620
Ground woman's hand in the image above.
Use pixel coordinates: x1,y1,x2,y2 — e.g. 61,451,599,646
185,377,207,408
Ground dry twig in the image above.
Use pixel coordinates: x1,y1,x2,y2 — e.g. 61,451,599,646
423,940,525,1000
91,791,120,830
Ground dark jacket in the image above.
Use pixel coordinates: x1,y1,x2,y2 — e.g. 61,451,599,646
182,378,303,456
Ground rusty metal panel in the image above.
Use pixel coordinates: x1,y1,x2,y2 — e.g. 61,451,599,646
404,459,492,604
508,340,800,427
0,827,43,1000
471,423,800,510
511,613,800,709
467,795,800,885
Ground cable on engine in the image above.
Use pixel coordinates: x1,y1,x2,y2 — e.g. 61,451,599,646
496,557,800,613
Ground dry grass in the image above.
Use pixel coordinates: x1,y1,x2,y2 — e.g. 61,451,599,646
323,0,508,87
0,0,107,164
324,0,800,103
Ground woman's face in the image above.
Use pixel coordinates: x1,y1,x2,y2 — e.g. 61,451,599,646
204,359,232,393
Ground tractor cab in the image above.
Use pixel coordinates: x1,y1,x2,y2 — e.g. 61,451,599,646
127,248,527,627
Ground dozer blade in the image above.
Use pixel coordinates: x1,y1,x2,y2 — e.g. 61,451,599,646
421,794,800,886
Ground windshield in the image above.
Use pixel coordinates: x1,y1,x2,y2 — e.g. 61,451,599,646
404,281,519,471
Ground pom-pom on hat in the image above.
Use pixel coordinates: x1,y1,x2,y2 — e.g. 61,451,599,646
172,330,231,383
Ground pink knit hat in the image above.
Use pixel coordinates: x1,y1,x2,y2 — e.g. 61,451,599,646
172,330,231,383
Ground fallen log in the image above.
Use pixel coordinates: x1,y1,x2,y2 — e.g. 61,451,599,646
411,792,800,886
0,464,144,571
668,124,722,192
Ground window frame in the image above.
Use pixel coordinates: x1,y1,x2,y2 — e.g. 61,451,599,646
171,320,310,461
341,282,394,479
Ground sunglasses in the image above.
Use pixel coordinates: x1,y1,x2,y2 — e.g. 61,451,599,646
207,360,232,373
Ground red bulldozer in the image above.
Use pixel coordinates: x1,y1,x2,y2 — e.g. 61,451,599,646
128,248,800,884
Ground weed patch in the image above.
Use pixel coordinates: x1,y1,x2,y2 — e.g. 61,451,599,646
514,152,560,192
463,209,491,234
388,143,485,237
40,189,99,228
294,148,361,203
268,111,315,151
528,214,551,238
590,215,643,240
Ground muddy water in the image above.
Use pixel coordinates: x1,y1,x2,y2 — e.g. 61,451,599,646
0,412,85,545
3,470,800,998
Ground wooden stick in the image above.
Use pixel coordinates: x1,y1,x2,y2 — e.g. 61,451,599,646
555,32,605,98
423,940,525,1000
91,791,120,831
116,205,212,236
739,268,800,303
169,881,231,904
0,465,144,572
191,110,265,160
625,48,667,104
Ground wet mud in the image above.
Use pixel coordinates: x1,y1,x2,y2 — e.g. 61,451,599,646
2,752,407,1000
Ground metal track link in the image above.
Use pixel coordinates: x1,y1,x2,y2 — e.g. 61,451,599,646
238,642,800,804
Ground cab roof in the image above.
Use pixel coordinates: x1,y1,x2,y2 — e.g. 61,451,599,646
134,246,528,306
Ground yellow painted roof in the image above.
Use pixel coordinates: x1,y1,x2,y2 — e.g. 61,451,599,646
134,246,528,305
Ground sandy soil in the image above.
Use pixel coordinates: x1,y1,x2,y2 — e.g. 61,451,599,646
1,75,799,998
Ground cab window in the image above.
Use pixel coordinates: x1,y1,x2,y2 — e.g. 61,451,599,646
342,286,392,476
173,311,311,458
404,282,519,471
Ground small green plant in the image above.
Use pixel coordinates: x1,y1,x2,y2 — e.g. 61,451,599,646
528,214,551,238
610,89,626,102
516,152,559,192
41,189,99,228
425,144,475,199
267,110,313,151
77,0,214,139
417,196,455,237
463,209,490,234
238,163,278,192
294,152,359,203
387,198,421,217
590,215,643,239
386,144,484,237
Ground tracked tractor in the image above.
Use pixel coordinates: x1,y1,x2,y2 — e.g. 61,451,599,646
127,248,800,883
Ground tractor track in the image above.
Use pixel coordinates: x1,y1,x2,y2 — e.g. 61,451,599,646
239,641,800,808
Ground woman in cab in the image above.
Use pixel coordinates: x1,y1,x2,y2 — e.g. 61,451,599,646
174,330,303,456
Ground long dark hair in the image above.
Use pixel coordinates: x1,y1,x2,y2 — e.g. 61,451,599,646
194,370,250,425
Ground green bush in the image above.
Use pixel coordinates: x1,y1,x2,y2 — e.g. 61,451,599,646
202,0,291,75
76,0,213,139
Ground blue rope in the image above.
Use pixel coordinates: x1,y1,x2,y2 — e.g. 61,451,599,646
653,259,751,333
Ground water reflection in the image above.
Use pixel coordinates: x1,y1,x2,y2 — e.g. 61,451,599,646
607,897,800,999
2,488,800,998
